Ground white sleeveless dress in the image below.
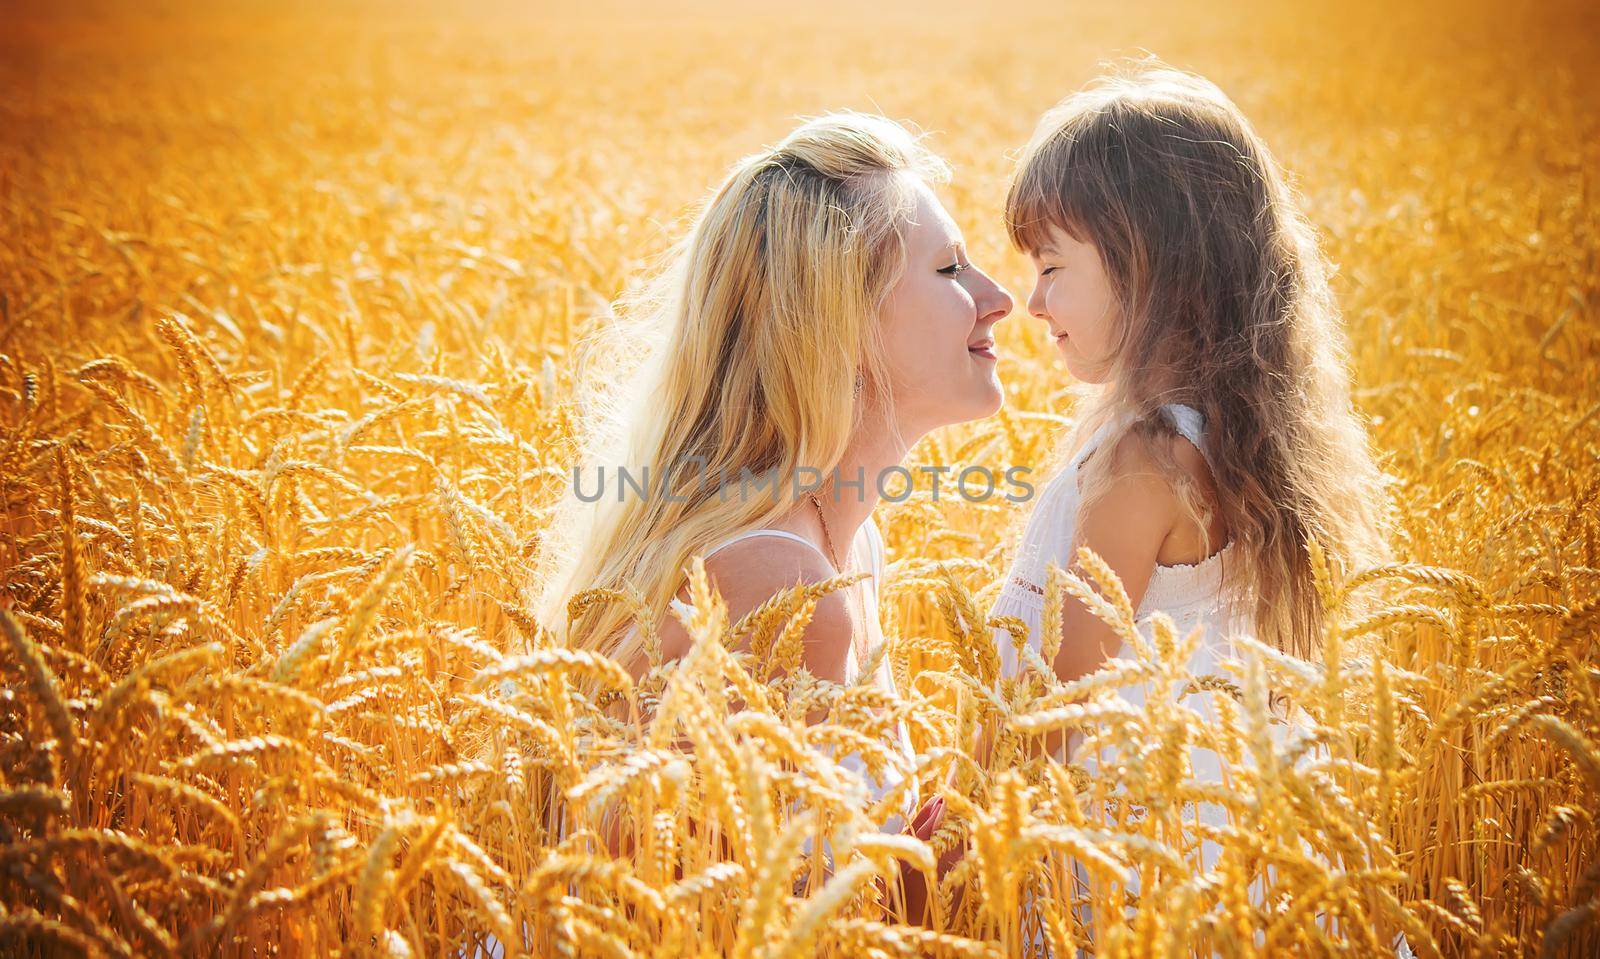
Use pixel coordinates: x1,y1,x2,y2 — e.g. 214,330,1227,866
989,403,1241,685
988,403,1256,905
986,403,1413,957
470,519,919,959
662,517,922,833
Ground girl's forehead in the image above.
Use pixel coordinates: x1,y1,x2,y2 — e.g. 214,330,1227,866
1022,222,1071,257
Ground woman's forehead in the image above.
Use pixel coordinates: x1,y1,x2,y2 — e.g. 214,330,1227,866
901,179,962,252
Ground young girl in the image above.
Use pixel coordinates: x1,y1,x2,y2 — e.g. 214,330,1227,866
989,63,1395,946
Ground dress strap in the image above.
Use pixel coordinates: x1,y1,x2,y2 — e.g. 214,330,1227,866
859,516,885,586
671,524,878,617
1159,403,1211,464
701,528,833,565
1069,404,1210,470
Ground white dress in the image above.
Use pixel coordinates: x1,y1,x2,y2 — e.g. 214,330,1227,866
989,404,1241,684
470,519,918,959
986,403,1413,957
661,517,921,833
988,404,1254,900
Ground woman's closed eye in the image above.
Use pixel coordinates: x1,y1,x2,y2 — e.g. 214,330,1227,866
938,261,970,277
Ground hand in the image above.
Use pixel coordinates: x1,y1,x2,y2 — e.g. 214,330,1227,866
905,794,946,842
897,794,967,926
904,794,965,872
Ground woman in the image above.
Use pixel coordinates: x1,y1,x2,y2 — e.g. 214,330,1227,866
534,108,1012,903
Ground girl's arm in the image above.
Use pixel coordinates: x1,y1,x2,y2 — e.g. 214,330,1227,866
1016,438,1181,762
1051,436,1182,683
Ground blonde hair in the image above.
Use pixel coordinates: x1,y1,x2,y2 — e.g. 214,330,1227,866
537,112,948,668
1005,61,1391,659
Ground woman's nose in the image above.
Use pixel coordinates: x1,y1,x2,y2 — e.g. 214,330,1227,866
977,272,1014,325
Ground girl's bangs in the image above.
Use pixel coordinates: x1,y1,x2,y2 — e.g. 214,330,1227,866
1005,132,1090,253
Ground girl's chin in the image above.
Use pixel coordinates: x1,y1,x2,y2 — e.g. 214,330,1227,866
1059,351,1110,386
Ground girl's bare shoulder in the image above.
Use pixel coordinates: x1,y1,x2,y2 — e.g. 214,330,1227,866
1101,423,1216,492
1093,426,1224,566
1095,430,1193,505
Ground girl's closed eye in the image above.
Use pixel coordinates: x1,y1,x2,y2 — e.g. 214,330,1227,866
1040,266,1059,277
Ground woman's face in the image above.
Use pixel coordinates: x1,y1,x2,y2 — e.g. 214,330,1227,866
1026,223,1119,384
876,178,1014,436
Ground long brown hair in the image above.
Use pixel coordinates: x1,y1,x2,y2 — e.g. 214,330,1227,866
1005,61,1391,659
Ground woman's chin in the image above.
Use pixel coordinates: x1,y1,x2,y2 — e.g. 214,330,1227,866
979,379,1006,416
915,371,1007,430
952,378,1006,423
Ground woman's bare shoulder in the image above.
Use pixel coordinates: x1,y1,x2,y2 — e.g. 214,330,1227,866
661,535,853,679
699,534,837,608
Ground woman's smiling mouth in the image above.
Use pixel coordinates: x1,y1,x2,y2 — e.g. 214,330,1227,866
968,338,997,360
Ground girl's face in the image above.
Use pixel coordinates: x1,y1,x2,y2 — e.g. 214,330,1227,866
1026,223,1120,384
877,177,1015,435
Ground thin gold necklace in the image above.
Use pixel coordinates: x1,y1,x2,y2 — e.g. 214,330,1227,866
808,491,868,670
807,491,841,570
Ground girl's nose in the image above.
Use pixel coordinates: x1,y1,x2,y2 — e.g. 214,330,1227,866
1028,280,1049,321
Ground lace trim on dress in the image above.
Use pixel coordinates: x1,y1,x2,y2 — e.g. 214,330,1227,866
1005,545,1231,605
1010,574,1044,596
1141,542,1233,612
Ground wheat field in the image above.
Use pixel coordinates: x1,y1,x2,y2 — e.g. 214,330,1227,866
1,0,1597,956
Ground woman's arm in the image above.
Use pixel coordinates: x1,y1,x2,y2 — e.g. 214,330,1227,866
599,541,850,861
